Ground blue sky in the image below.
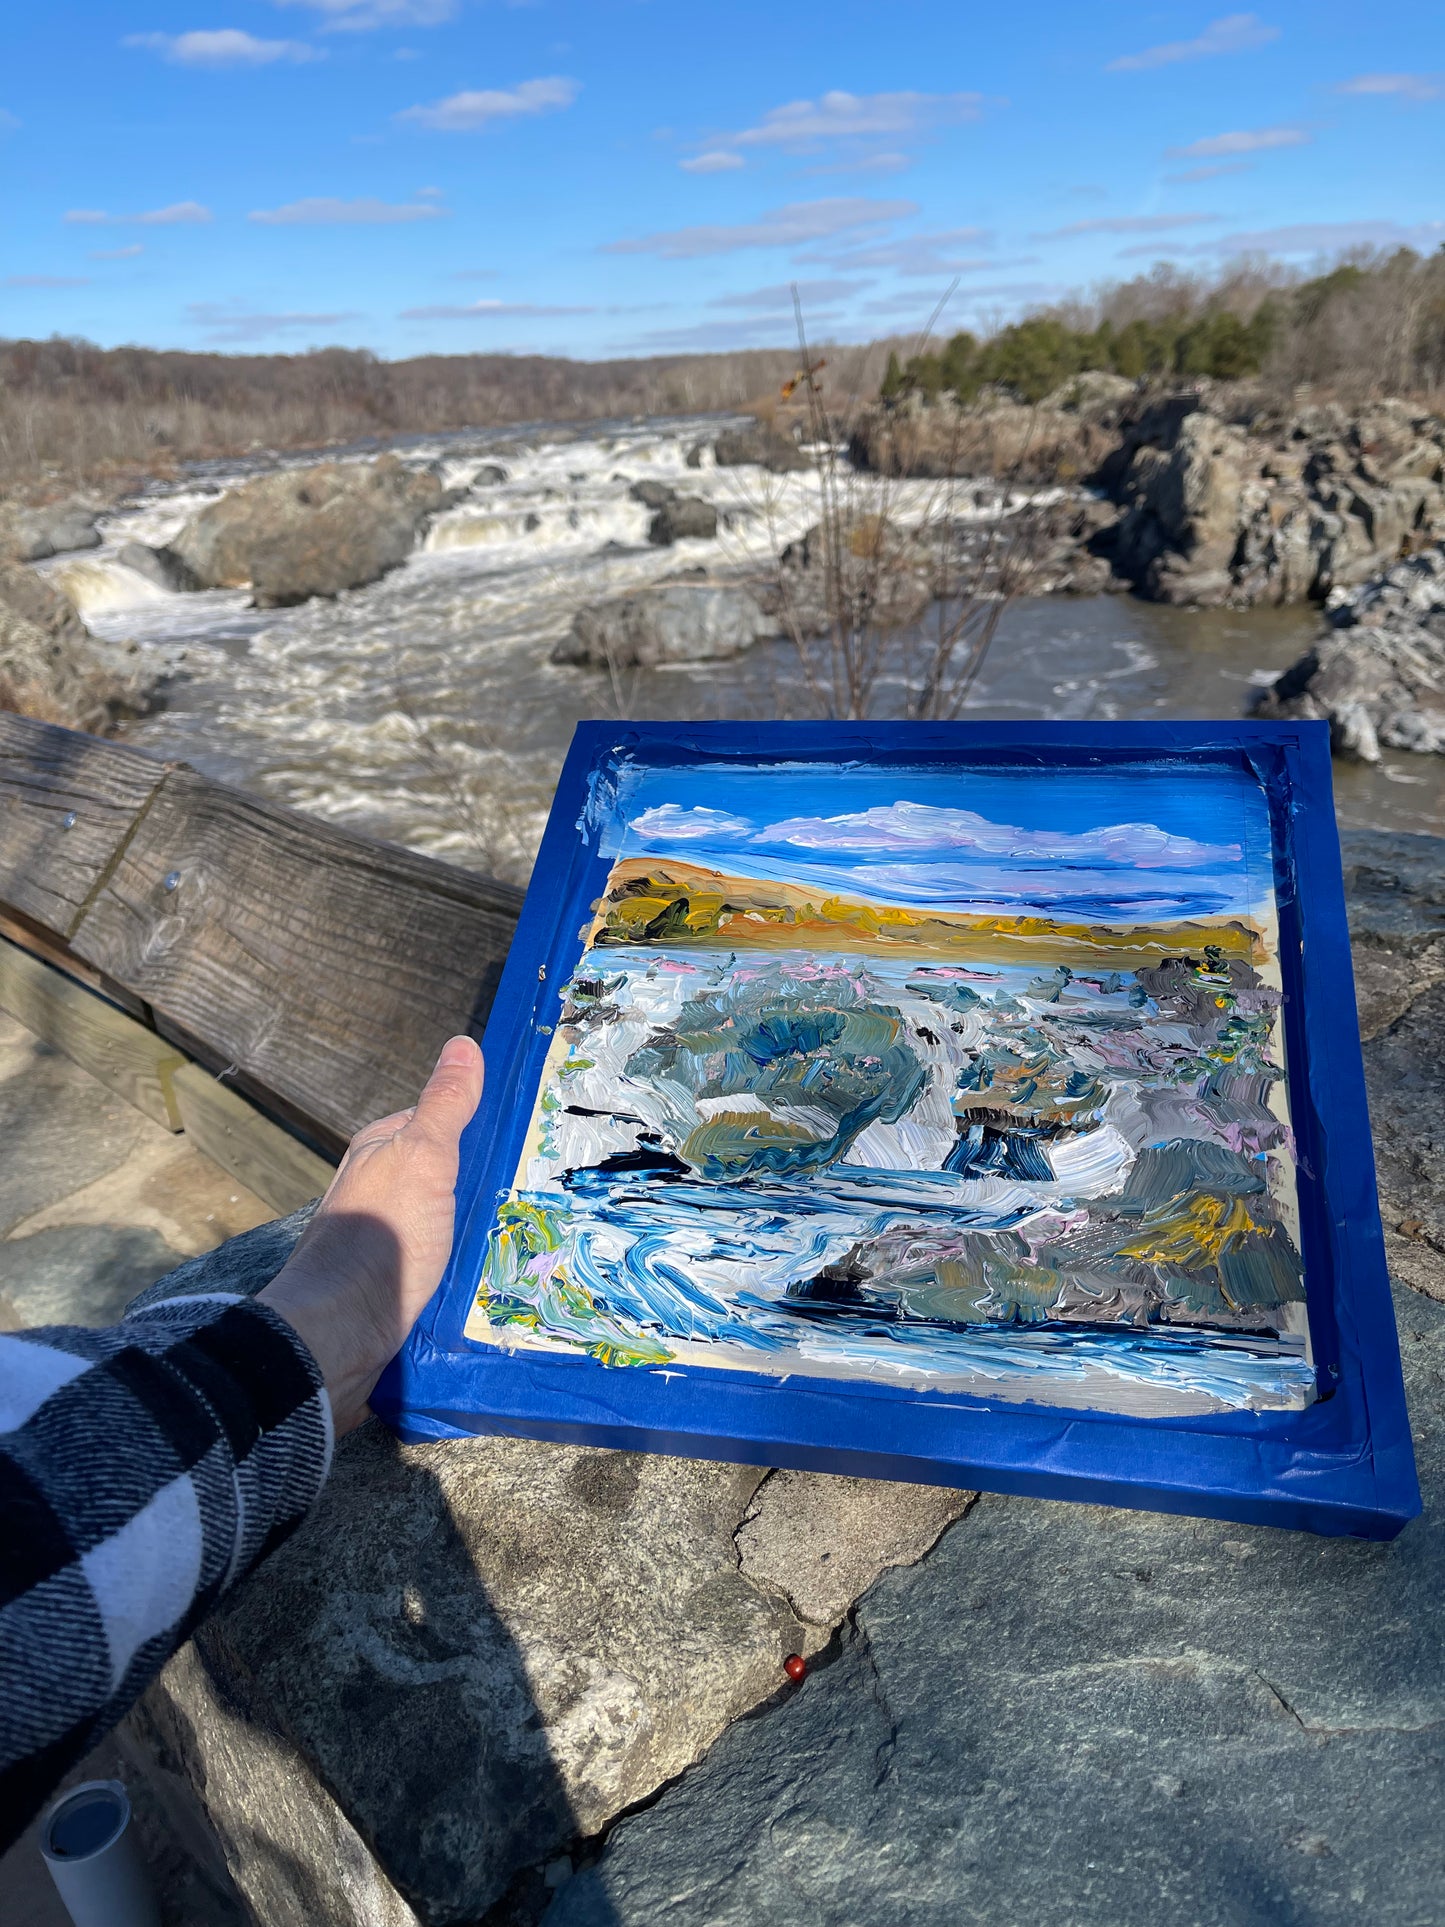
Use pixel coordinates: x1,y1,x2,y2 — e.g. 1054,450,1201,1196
4,1,1442,360
605,762,1274,921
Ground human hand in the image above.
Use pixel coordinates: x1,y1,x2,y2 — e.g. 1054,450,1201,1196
259,1035,484,1434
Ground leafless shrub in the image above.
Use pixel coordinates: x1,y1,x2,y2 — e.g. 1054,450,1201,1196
758,291,1047,722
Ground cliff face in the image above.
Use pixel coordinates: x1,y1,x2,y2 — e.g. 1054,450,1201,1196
853,389,1445,609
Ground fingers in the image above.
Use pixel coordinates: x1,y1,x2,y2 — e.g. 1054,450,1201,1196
409,1035,485,1149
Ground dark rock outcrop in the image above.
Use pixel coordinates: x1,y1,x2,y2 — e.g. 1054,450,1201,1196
713,424,811,473
116,540,201,593
171,456,446,607
627,480,675,510
555,582,772,667
1254,546,1445,759
647,496,718,545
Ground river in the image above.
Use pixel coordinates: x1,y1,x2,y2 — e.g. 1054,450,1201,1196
41,413,1445,884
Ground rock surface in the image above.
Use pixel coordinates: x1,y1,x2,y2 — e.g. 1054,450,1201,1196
171,455,446,606
549,1273,1445,1927
116,539,201,593
12,503,103,562
119,832,1445,1927
1255,546,1445,759
856,389,1445,607
554,582,773,667
647,495,718,545
0,561,157,732
713,424,811,473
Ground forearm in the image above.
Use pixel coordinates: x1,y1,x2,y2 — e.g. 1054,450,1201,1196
0,1295,332,1850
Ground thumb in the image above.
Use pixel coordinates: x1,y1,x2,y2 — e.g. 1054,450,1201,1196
410,1035,485,1150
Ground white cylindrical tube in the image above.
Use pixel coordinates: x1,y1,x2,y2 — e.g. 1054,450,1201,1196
39,1779,161,1927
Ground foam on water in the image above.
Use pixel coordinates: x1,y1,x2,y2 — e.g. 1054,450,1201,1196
29,413,1445,873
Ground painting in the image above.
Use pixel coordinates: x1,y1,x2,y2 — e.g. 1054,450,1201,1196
462,752,1315,1419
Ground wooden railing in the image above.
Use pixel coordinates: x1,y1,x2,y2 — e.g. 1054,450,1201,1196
0,713,524,1209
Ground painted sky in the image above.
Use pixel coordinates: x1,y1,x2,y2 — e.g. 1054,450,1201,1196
604,760,1277,923
4,1,1442,357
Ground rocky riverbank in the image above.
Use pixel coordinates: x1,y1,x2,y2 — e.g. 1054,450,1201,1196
0,507,157,733
855,386,1445,610
1256,545,1445,758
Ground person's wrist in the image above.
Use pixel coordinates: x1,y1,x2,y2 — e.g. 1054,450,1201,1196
259,1263,391,1435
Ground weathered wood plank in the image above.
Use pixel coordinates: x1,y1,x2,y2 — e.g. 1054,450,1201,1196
71,768,524,1140
172,1062,336,1216
0,935,185,1130
0,714,171,937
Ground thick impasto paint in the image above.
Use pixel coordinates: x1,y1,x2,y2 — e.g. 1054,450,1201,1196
464,757,1314,1417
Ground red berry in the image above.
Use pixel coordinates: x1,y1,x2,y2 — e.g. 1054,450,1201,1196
784,1654,807,1682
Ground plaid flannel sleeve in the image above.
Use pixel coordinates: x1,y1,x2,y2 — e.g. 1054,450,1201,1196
0,1293,333,1849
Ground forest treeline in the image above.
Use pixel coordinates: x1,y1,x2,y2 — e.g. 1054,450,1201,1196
5,248,1444,493
881,249,1445,406
0,337,894,491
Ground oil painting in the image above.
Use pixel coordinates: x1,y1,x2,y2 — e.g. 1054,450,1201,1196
463,753,1315,1419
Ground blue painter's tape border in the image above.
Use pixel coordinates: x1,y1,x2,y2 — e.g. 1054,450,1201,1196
373,720,1421,1540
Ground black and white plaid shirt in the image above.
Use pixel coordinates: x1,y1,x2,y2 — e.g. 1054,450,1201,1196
0,1293,332,1847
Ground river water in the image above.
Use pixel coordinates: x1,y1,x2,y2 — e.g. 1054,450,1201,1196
43,413,1445,884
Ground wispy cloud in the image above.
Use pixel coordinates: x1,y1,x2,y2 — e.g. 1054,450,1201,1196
248,195,447,223
0,109,20,133
124,29,319,67
189,301,361,341
272,0,455,30
722,89,986,151
64,201,212,226
1337,72,1443,101
708,279,867,310
604,196,916,260
1108,13,1278,72
1164,161,1253,183
1033,212,1223,240
615,316,824,352
400,298,596,318
804,152,914,177
680,151,744,174
6,274,91,289
801,229,1004,276
1169,125,1308,158
1179,218,1445,257
89,244,145,259
398,77,578,131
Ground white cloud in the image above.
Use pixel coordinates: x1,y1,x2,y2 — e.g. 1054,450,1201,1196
1337,72,1443,101
1108,13,1278,72
1189,218,1445,257
633,805,755,841
725,89,986,150
400,298,596,318
271,0,455,30
1164,161,1253,183
6,274,91,288
1169,126,1308,158
89,244,145,259
124,29,319,67
801,228,1000,276
752,802,1238,867
189,301,361,342
709,279,867,310
1034,212,1223,240
248,195,447,223
64,201,212,225
604,196,917,260
398,77,578,131
680,151,744,174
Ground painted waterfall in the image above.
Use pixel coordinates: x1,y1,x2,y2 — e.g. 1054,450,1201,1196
465,757,1315,1417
